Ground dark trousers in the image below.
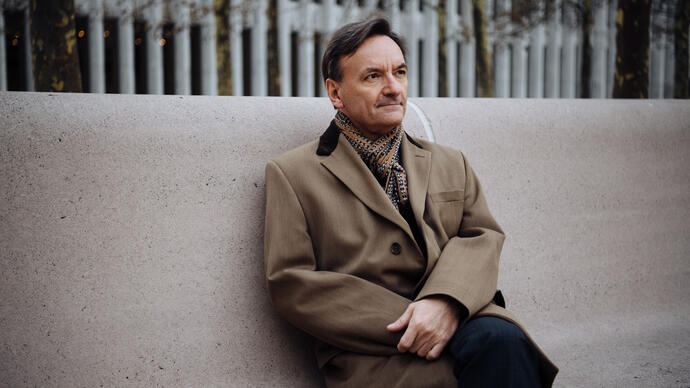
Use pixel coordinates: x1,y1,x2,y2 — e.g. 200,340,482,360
448,316,541,388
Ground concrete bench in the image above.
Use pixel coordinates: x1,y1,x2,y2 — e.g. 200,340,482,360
1,92,688,387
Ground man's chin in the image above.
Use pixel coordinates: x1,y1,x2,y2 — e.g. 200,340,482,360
378,111,405,127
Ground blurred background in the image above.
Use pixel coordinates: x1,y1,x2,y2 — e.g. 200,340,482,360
2,0,688,98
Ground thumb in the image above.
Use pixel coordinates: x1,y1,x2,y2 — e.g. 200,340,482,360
387,304,414,332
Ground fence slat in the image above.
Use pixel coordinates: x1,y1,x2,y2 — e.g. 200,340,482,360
173,0,191,95
88,0,105,93
422,0,438,97
200,0,217,96
230,0,243,96
591,1,608,98
252,0,268,96
459,0,475,97
544,0,561,98
145,0,164,94
117,3,135,94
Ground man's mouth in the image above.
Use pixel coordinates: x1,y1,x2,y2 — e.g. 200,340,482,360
377,101,402,107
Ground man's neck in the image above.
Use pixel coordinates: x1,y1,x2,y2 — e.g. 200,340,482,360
338,112,396,142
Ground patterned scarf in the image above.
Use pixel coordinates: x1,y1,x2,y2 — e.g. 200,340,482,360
334,111,409,211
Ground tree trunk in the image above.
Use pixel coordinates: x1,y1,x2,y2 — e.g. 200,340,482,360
30,0,82,92
613,0,651,98
580,0,592,98
674,0,689,98
267,0,280,96
473,0,493,97
215,0,232,95
438,1,447,97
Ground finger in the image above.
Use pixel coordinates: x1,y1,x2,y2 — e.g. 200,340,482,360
408,324,432,354
416,341,433,358
397,324,418,353
409,336,424,354
426,343,445,361
387,305,413,332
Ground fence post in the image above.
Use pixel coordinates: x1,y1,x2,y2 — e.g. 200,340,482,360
445,0,458,97
251,0,268,96
117,2,135,94
528,4,545,98
493,0,511,97
173,0,192,95
405,0,420,97
230,0,243,96
278,0,291,96
560,3,577,98
318,0,337,97
422,0,438,97
88,0,105,93
511,33,527,97
459,0,475,97
297,0,314,97
607,0,618,97
650,2,669,99
544,0,561,98
145,0,164,94
389,0,401,32
663,0,676,98
590,1,608,98
200,0,217,95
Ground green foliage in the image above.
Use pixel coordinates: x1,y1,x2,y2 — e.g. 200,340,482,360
473,0,492,97
613,0,651,98
30,0,83,92
215,0,233,95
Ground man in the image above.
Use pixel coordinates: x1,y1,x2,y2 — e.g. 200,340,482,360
264,18,558,387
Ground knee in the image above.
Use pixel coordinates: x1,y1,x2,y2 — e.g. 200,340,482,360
449,317,542,386
450,316,530,355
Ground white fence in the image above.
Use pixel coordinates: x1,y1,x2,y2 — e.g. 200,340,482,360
0,0,682,98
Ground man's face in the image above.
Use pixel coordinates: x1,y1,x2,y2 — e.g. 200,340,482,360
326,35,408,140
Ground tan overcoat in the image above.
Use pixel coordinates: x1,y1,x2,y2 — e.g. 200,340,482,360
264,121,558,387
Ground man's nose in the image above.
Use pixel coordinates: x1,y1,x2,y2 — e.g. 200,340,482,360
382,72,403,96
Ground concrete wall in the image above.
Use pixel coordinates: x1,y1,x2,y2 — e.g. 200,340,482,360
1,92,689,387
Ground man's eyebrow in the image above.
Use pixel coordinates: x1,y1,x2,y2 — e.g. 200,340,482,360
363,66,382,74
362,63,407,74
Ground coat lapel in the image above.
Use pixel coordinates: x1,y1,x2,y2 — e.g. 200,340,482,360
401,134,446,292
401,134,431,236
401,134,443,270
319,131,415,242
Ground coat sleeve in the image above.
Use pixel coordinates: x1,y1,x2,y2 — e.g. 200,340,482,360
264,160,410,356
414,153,505,320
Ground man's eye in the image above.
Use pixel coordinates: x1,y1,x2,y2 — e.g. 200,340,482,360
397,69,407,76
366,73,378,80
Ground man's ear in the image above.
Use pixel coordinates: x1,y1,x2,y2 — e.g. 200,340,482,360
326,79,344,110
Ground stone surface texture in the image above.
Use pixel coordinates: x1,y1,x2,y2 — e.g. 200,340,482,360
1,92,689,387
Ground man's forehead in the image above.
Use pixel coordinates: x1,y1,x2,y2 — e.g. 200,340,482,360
342,36,405,70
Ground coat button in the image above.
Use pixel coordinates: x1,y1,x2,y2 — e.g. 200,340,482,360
391,242,401,255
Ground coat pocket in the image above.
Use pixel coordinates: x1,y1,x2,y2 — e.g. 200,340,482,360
430,190,464,202
430,190,464,237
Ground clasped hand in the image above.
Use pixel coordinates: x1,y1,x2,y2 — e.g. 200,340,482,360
386,296,460,360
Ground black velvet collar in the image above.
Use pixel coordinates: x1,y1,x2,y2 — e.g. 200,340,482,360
316,120,341,156
316,120,424,156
